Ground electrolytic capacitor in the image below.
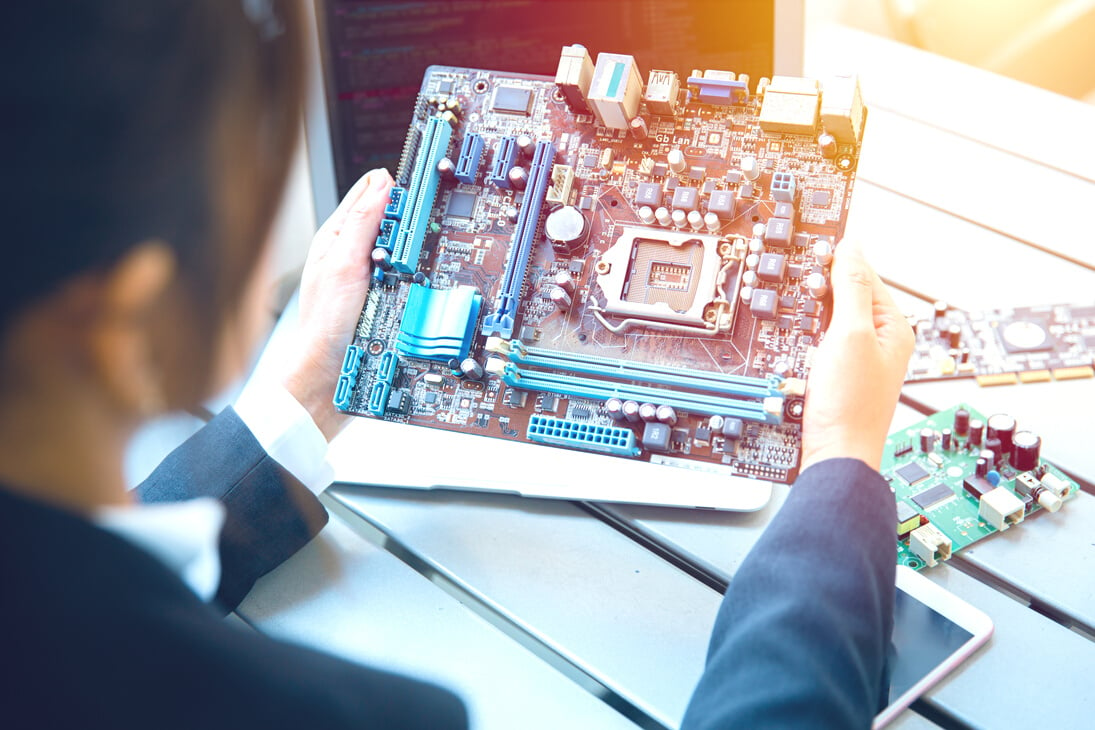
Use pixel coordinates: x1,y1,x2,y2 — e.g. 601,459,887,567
968,419,984,447
412,271,430,287
983,440,1002,467
505,206,519,224
656,405,677,425
709,415,725,432
953,408,970,437
671,209,687,227
371,247,393,271
667,149,687,174
933,301,948,320
549,286,571,312
947,324,962,348
507,166,528,190
553,270,576,295
639,402,658,422
516,133,535,157
742,271,758,288
805,272,829,299
629,116,648,140
752,222,767,238
459,357,484,380
748,238,764,254
605,397,625,421
545,206,588,255
447,358,462,377
638,205,656,224
975,457,989,478
986,413,1017,454
745,253,760,269
687,210,704,230
741,156,760,181
704,212,720,233
739,285,754,302
437,157,457,180
1010,431,1042,472
813,239,833,266
919,427,935,453
817,132,837,158
941,428,953,451
655,206,672,226
622,400,641,423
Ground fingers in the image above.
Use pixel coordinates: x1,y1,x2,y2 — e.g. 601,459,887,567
337,172,393,254
828,239,876,334
316,168,393,239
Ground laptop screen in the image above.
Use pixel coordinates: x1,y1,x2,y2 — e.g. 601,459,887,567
309,0,803,207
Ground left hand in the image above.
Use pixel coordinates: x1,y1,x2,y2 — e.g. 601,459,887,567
282,168,393,440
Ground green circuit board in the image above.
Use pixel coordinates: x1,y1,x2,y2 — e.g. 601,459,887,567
882,404,1079,570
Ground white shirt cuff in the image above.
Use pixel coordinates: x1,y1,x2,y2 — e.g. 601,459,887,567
233,380,334,495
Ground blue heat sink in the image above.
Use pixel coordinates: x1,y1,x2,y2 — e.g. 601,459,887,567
526,415,640,457
396,284,482,362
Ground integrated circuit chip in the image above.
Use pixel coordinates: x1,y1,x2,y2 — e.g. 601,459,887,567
764,217,793,247
911,482,956,511
749,289,778,320
492,86,533,115
671,186,698,210
708,189,736,218
757,253,787,283
895,461,931,486
445,191,477,219
635,182,662,207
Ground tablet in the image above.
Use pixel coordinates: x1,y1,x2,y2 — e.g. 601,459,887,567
876,566,994,728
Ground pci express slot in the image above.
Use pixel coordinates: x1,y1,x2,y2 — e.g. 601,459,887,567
502,364,781,423
508,342,782,399
526,415,640,458
488,135,518,188
391,116,452,273
481,140,556,338
454,132,485,184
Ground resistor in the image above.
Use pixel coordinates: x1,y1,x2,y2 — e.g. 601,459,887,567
668,149,687,174
629,116,648,140
549,286,572,312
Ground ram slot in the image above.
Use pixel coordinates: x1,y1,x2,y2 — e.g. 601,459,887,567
509,342,782,399
391,116,453,273
481,140,556,338
454,132,485,184
502,364,781,423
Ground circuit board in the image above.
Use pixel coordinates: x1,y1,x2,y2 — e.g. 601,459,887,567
904,302,1095,386
883,404,1078,571
335,47,868,486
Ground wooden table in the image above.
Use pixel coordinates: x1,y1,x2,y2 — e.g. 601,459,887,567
234,24,1095,729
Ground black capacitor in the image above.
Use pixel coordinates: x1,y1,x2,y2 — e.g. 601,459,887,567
947,324,962,348
413,271,430,286
919,427,935,453
1011,431,1042,472
941,428,953,451
986,413,1017,455
975,457,989,478
968,419,984,448
953,408,970,437
447,357,462,377
544,206,589,256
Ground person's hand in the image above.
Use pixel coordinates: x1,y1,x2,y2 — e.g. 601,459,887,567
282,168,393,441
800,241,914,472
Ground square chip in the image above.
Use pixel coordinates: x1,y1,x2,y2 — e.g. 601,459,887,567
708,190,735,218
749,288,778,320
445,191,476,219
895,461,931,486
757,253,787,283
764,217,794,247
492,86,533,115
911,483,956,510
672,186,698,211
635,182,662,207
773,201,795,220
811,189,832,206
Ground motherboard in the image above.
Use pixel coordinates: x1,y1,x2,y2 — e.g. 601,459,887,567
883,404,1078,570
335,46,867,486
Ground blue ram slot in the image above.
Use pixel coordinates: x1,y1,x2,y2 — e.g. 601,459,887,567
391,117,453,273
377,218,399,251
454,132,485,184
384,186,407,219
509,342,782,399
687,76,749,105
489,136,518,188
341,345,364,377
367,381,391,416
480,140,556,338
503,364,781,423
333,374,355,411
527,415,640,458
377,351,398,383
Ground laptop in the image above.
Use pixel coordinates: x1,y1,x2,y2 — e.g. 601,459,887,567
302,0,806,511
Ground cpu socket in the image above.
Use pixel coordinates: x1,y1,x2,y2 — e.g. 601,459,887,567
596,227,726,326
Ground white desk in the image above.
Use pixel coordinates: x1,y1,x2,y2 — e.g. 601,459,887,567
235,24,1095,729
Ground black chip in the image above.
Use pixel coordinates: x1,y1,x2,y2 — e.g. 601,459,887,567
896,501,918,524
801,316,819,334
583,155,597,168
642,422,672,452
387,390,410,414
787,264,804,279
750,289,778,320
764,217,794,247
895,461,931,486
802,299,819,315
424,392,438,405
445,191,477,219
911,482,956,510
779,296,797,311
689,166,706,180
652,162,669,177
672,186,698,211
740,183,754,198
722,418,744,439
773,201,795,220
708,190,735,218
568,259,584,274
757,253,787,283
492,86,533,115
702,180,718,194
540,394,558,413
793,232,812,248
778,315,795,330
811,189,832,206
694,426,712,443
664,177,680,190
437,79,454,94
725,170,743,184
579,196,594,210
635,182,662,207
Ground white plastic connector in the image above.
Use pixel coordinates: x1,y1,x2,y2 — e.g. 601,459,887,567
909,523,952,568
1036,490,1063,513
1039,472,1072,498
979,486,1025,531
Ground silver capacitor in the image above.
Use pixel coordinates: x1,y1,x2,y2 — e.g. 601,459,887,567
742,271,758,288
704,212,720,233
629,116,648,140
371,247,393,271
459,357,484,380
606,397,625,421
553,269,576,294
507,166,528,190
638,205,656,224
622,400,641,423
549,286,571,312
741,156,760,181
437,157,457,180
818,132,838,158
671,209,687,227
544,206,588,255
655,206,672,226
805,272,829,298
639,402,658,422
656,405,678,425
813,238,834,266
687,210,704,230
667,149,687,174
516,133,535,157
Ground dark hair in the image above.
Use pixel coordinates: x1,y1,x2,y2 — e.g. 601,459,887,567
0,1,304,401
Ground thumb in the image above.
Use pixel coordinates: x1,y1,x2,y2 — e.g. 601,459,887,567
828,240,876,334
337,172,393,253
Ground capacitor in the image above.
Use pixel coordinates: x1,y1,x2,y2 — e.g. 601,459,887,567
459,357,484,380
667,149,687,174
507,166,528,190
599,147,614,170
742,271,758,288
371,247,393,271
437,157,457,180
553,269,576,294
544,205,589,255
671,209,687,227
687,210,704,230
638,205,656,224
975,457,989,478
704,212,720,233
947,324,962,349
656,405,678,425
639,402,658,422
968,419,984,447
709,415,725,432
933,301,948,320
622,400,641,423
516,133,535,157
812,239,833,266
739,285,754,302
941,428,953,451
549,286,571,312
605,397,625,421
805,272,829,299
741,156,760,181
654,206,672,226
745,253,760,269
953,408,970,437
1010,431,1041,472
983,440,1002,467
748,238,764,254
505,205,519,224
752,222,767,238
817,132,837,158
986,413,1016,454
447,358,462,377
919,427,935,453
629,116,648,140
412,271,430,287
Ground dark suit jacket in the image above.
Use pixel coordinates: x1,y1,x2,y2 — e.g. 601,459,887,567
1,408,467,729
683,457,897,729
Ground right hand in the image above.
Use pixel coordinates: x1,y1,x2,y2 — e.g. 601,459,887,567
800,241,914,472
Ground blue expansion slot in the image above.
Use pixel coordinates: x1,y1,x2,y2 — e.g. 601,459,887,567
526,415,640,458
377,218,399,251
502,364,781,423
480,140,556,338
687,76,749,105
333,375,355,410
368,381,391,416
489,136,518,188
391,116,453,273
507,342,783,399
384,186,407,219
454,132,485,184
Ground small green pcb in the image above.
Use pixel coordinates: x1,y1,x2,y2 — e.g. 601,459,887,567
882,404,1078,571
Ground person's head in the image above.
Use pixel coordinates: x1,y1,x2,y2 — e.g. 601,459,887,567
0,1,304,427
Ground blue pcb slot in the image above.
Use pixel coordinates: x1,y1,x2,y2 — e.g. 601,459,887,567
454,132,485,184
489,136,518,188
341,345,365,377
480,140,556,338
367,381,391,416
384,186,407,219
391,116,453,273
377,218,399,251
527,415,640,458
687,76,749,106
333,375,355,411
377,351,398,384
